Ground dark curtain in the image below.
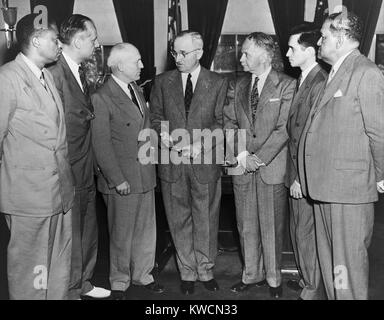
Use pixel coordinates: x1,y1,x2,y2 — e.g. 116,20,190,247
343,0,383,56
30,0,75,29
268,0,305,78
113,0,155,86
187,0,228,69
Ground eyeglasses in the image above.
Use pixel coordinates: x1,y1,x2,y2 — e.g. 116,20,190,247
170,48,202,59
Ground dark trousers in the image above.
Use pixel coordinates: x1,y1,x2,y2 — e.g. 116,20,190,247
233,172,286,288
289,196,324,299
68,187,98,299
161,165,221,282
5,211,72,300
314,202,374,300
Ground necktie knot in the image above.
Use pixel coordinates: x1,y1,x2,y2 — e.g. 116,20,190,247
128,83,143,116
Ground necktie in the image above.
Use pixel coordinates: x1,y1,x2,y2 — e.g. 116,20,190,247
40,71,56,102
78,64,89,97
327,68,335,85
128,83,143,116
295,74,302,93
184,73,193,117
250,77,259,124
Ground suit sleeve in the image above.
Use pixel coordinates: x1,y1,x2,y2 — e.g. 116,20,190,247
91,93,126,188
359,66,384,182
223,77,243,162
0,73,16,164
256,78,295,165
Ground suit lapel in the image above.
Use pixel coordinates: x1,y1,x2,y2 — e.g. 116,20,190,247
289,64,322,120
188,67,212,116
313,50,359,117
239,74,253,125
108,78,143,125
59,55,88,107
14,54,59,127
168,70,186,121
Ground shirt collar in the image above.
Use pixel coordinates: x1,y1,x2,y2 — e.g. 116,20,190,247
181,64,201,81
332,50,354,75
252,66,272,83
112,74,130,89
301,62,318,84
20,53,43,80
62,51,81,75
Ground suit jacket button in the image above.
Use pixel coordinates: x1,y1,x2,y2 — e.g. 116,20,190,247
295,123,300,127
253,134,256,138
127,123,130,126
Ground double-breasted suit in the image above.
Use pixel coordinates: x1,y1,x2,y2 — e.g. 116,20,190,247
0,54,74,299
298,50,384,299
150,67,228,282
224,69,295,288
49,55,98,299
286,64,327,300
91,77,157,290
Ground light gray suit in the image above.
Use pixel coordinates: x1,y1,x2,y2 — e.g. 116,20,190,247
91,77,157,291
286,64,327,300
0,54,74,299
298,49,384,299
150,67,228,282
224,69,295,287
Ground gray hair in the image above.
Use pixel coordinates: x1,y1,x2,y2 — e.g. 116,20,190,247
107,42,136,69
246,32,276,62
173,30,204,49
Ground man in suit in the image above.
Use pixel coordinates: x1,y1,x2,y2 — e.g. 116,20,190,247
298,11,384,300
285,24,327,300
224,32,295,299
0,14,74,299
150,31,228,295
49,14,110,300
91,43,163,300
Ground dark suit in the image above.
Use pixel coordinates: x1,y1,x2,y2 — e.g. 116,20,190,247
0,54,74,299
224,69,295,287
49,55,98,299
150,67,228,282
91,77,157,290
286,64,327,300
298,50,384,299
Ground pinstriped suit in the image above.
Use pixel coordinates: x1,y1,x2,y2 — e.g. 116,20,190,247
298,50,384,299
286,64,327,300
224,69,295,288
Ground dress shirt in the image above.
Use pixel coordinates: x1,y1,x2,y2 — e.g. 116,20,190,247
20,53,43,80
327,50,354,84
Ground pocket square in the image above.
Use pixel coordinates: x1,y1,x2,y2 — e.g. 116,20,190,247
334,89,343,98
269,98,280,102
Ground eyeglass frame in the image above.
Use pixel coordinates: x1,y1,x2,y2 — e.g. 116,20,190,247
170,47,203,59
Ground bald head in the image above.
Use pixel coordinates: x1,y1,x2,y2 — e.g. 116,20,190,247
108,43,144,83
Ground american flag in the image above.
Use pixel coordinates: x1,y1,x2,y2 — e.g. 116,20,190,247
314,0,329,27
167,0,182,69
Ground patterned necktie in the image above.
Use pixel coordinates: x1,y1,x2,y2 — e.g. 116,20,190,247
250,76,259,124
184,73,193,117
128,83,143,116
78,64,89,97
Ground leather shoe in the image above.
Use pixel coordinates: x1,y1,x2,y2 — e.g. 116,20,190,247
144,282,164,294
181,281,195,295
81,286,111,300
230,279,267,293
269,285,283,299
287,279,302,292
202,279,219,291
110,290,125,300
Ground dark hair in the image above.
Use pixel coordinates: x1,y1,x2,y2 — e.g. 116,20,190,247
289,23,321,54
59,14,95,45
246,32,276,61
16,13,57,53
326,11,363,43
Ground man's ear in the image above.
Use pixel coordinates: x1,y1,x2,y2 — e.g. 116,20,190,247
73,36,81,49
31,36,40,48
196,49,204,61
336,34,344,50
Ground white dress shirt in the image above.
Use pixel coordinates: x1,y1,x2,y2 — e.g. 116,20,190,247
327,50,354,84
20,53,43,81
62,51,84,92
181,64,201,94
